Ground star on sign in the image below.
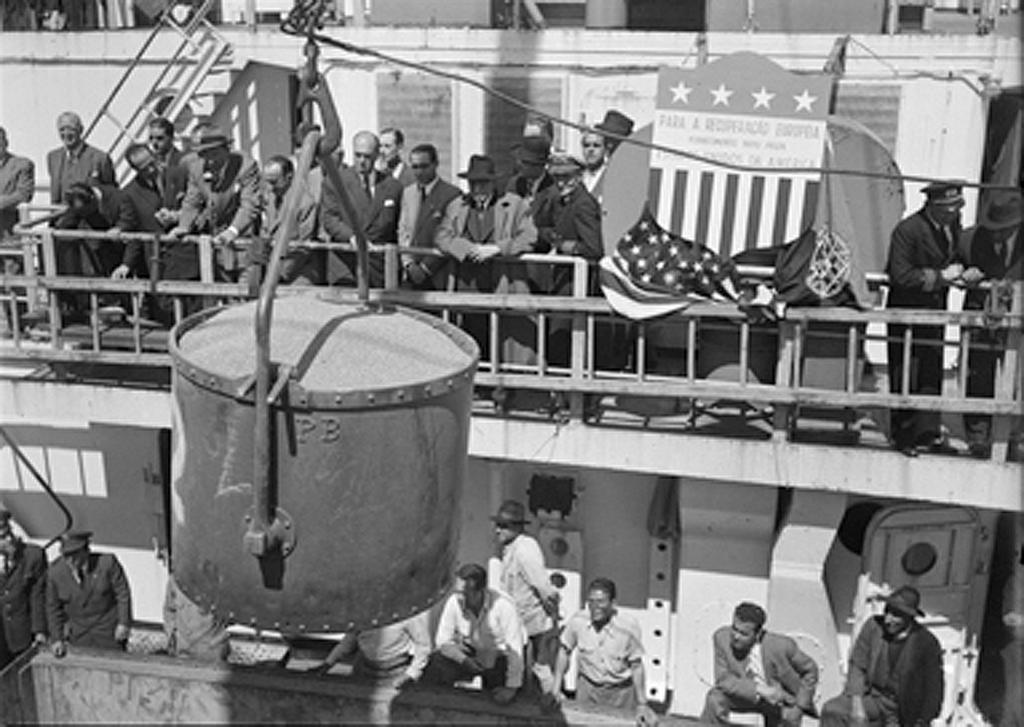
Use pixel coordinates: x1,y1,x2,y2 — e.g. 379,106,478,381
751,86,775,110
670,81,692,104
793,89,817,113
710,83,734,107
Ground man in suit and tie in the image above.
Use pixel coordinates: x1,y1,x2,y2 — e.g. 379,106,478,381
702,601,819,726
47,530,132,656
259,154,321,285
0,506,47,669
959,189,1022,458
397,143,461,290
170,126,262,282
886,181,969,457
378,127,416,187
46,111,115,205
321,130,403,288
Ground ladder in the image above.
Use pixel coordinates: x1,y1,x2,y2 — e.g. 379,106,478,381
83,0,233,182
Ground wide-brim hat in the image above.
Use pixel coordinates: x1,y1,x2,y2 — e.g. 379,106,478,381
980,190,1023,231
60,530,93,555
922,180,965,208
548,151,584,176
594,109,635,138
515,135,551,165
884,585,925,618
457,154,498,181
491,499,529,526
192,126,230,153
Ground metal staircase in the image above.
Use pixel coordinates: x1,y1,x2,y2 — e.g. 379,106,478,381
83,0,234,182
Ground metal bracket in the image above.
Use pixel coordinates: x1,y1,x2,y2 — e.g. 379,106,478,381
243,506,297,558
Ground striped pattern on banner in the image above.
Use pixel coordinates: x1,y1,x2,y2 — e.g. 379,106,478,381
649,165,820,255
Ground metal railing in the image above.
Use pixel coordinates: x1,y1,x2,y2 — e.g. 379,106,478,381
1,225,1021,454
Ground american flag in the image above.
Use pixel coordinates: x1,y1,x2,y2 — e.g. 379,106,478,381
600,206,738,320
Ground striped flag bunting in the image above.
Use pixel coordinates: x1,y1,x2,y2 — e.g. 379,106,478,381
599,206,738,321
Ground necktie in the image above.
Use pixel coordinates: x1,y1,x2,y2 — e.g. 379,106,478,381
419,185,427,203
363,174,373,198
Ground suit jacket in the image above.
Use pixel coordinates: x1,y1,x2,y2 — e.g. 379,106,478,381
961,223,1023,310
533,183,603,295
886,207,963,310
47,143,115,204
321,166,403,286
0,153,35,237
503,172,554,217
436,192,537,294
397,177,461,290
177,152,262,237
845,616,944,727
121,165,191,277
54,185,135,276
47,552,132,649
0,542,47,653
711,626,819,715
391,161,416,188
262,178,321,284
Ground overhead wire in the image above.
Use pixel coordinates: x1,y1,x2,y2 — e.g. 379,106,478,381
280,18,1018,193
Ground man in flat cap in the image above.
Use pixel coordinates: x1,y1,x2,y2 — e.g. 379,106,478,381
503,136,555,217
47,530,132,656
0,507,47,668
534,151,603,290
170,126,262,282
959,189,1023,458
492,500,560,696
820,586,943,727
885,180,969,457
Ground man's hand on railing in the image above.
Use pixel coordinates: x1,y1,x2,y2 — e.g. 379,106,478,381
154,208,179,228
941,263,964,284
168,226,189,239
959,266,985,287
469,243,501,263
213,227,239,248
111,264,132,280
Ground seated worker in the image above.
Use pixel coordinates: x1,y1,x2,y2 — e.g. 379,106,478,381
820,586,943,727
701,601,819,726
547,577,658,725
422,562,525,705
313,609,432,687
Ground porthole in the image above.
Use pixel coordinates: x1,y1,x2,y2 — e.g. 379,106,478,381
901,541,938,576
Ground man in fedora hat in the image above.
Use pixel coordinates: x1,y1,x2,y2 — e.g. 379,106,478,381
594,109,635,158
701,601,819,726
959,188,1023,458
170,125,262,282
437,154,537,362
0,506,47,668
820,585,943,726
886,180,970,457
491,500,560,696
47,530,132,656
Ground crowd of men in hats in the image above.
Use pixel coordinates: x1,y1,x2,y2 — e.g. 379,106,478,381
0,107,1021,442
0,510,132,668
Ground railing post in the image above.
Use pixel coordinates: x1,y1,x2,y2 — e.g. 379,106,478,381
991,282,1022,462
568,257,588,418
383,244,400,291
773,320,797,442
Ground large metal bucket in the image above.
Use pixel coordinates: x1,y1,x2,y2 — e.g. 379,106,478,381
167,295,478,633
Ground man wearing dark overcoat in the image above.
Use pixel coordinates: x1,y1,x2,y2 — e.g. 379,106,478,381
46,111,115,205
0,507,47,669
702,601,819,726
170,126,262,282
47,530,132,655
396,143,461,291
885,181,968,456
820,586,944,727
959,189,1022,457
321,130,403,288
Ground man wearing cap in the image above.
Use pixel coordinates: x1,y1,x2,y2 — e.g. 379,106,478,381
397,143,461,291
701,601,819,726
0,508,47,669
46,530,133,655
46,111,115,205
548,577,658,725
321,130,403,288
504,136,554,217
424,562,525,705
959,189,1022,458
886,180,969,457
170,126,262,282
492,500,560,695
437,154,537,361
820,586,943,727
534,151,603,290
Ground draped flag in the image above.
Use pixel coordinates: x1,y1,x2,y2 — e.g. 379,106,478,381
599,205,738,320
